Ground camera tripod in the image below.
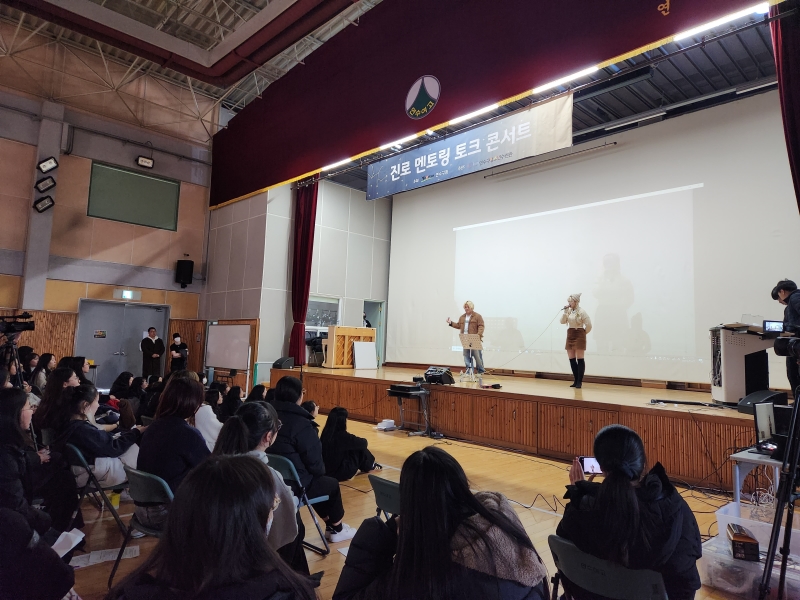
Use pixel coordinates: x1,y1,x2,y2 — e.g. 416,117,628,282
758,382,800,599
0,336,24,388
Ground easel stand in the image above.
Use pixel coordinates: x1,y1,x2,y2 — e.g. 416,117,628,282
459,333,483,383
759,386,800,599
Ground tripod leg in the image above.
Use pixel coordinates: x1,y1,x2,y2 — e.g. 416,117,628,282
777,497,796,600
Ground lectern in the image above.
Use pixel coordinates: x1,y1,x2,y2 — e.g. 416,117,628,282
710,324,775,405
322,326,377,368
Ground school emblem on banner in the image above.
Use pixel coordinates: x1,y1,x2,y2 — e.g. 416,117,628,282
406,76,440,119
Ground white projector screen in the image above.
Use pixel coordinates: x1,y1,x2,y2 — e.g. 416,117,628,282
386,92,800,385
206,324,251,370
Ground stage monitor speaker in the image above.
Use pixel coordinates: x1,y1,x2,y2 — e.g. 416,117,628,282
737,389,788,415
273,356,294,369
424,366,455,385
175,260,194,288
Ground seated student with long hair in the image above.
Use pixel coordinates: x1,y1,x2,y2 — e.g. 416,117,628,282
245,384,268,402
107,455,317,600
29,353,55,396
0,388,80,538
193,389,224,451
321,407,380,481
218,385,245,422
213,401,309,574
32,367,81,435
136,377,210,527
334,446,549,600
52,384,142,488
556,424,702,600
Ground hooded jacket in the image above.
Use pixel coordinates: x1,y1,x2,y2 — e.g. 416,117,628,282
0,444,51,534
53,419,140,464
115,570,304,600
333,491,549,600
556,462,701,600
267,401,325,488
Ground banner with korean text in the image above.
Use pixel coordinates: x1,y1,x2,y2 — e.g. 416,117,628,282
366,95,572,200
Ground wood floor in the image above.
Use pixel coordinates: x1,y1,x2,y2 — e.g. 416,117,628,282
74,416,745,600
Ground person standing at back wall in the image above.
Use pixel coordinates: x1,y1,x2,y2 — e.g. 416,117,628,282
140,327,166,379
169,333,189,374
447,301,486,375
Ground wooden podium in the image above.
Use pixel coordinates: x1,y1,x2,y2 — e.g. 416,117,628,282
322,326,377,368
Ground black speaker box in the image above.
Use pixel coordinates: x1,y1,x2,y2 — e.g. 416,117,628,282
175,260,194,288
273,357,294,369
737,389,788,415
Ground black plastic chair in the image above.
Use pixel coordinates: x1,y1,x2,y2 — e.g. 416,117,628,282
368,474,400,520
107,466,173,589
267,454,330,555
64,443,127,535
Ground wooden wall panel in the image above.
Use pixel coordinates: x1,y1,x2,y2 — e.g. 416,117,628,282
338,380,377,421
0,309,77,362
572,408,619,456
505,399,537,451
430,391,473,437
168,319,206,374
538,404,572,456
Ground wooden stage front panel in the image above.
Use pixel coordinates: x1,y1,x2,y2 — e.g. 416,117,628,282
270,367,754,491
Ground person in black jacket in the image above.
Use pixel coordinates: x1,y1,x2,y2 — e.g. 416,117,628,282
52,384,142,488
0,508,75,600
333,446,549,600
321,407,380,481
268,376,356,543
772,279,800,395
107,455,316,600
556,424,701,600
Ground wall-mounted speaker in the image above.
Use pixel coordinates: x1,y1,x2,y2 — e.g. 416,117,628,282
175,260,193,288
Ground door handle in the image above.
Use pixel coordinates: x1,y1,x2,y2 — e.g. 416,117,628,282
112,351,120,355
120,351,127,356
513,409,517,421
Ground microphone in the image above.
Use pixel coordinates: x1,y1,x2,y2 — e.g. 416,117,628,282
563,305,569,310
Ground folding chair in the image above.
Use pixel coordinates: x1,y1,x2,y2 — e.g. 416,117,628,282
267,454,331,555
141,415,154,426
548,534,667,600
64,443,127,535
108,466,173,589
368,474,400,520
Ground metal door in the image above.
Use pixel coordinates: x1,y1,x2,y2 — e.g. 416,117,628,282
76,300,170,388
364,301,386,365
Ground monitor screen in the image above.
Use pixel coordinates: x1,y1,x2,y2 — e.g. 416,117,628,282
764,320,784,333
754,402,776,443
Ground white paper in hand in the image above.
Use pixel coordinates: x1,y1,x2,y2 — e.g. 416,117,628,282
52,529,85,557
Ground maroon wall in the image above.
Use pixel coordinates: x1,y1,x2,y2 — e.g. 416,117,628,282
211,0,762,206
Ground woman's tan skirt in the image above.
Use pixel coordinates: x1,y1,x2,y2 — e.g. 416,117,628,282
565,328,587,351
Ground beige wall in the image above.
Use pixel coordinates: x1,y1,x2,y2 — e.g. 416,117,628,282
51,154,206,268
0,138,35,253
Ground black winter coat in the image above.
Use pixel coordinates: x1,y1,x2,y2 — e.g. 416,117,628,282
115,571,304,600
321,430,367,478
53,419,140,464
556,462,702,600
784,289,800,333
267,401,325,488
0,443,51,534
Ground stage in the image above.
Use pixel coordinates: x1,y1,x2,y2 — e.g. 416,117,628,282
271,366,755,491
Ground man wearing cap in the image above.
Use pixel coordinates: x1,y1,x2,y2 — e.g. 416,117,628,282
446,301,485,374
772,279,800,395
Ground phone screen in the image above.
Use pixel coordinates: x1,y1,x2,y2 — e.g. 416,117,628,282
579,456,603,474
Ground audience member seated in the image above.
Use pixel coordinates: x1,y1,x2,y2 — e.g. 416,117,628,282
266,387,276,405
556,424,702,600
105,371,138,429
196,372,208,387
107,456,317,600
21,352,38,383
269,376,356,543
334,446,549,600
61,357,92,386
301,401,319,431
0,388,79,536
218,385,245,422
139,381,165,422
30,353,55,395
193,389,223,451
321,407,380,481
32,367,80,435
52,384,142,488
0,366,10,389
213,401,307,573
129,376,147,409
0,508,75,600
245,384,268,402
136,377,210,528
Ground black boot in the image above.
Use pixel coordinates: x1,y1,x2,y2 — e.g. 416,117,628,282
569,358,578,387
575,359,585,388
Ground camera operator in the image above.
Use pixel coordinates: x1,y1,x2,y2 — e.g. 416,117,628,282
772,279,800,396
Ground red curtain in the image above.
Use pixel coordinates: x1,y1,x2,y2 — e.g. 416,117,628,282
287,182,319,365
771,1,800,213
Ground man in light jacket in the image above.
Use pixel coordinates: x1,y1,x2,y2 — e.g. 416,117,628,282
447,301,485,374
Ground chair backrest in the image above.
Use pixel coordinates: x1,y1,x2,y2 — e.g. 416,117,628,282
548,535,667,600
266,454,303,489
64,443,91,470
141,415,154,426
368,474,400,515
123,466,174,504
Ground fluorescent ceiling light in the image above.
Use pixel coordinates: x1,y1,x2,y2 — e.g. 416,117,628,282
605,111,666,131
379,134,418,150
449,104,499,125
322,158,351,170
532,66,599,94
673,3,769,41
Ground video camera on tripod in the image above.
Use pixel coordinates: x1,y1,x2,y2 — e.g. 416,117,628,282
0,312,35,336
0,312,35,389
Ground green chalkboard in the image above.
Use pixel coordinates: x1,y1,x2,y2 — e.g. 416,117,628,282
87,162,180,231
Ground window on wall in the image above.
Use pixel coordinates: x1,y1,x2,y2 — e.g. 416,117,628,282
87,162,181,231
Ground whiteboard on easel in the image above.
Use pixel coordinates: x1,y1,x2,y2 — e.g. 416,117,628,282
353,341,378,369
206,324,250,370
